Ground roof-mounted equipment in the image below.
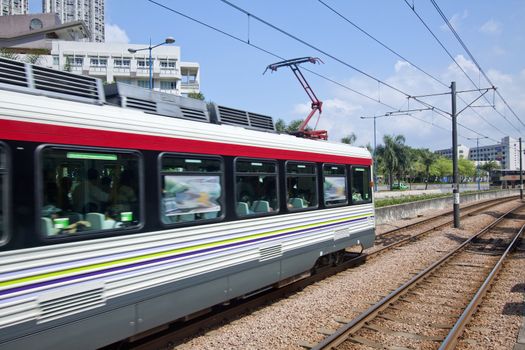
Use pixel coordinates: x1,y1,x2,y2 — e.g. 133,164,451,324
264,57,327,140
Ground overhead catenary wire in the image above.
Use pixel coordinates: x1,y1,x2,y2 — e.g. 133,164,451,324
146,0,456,136
146,0,490,141
317,0,509,138
403,0,522,135
430,0,525,130
218,0,496,140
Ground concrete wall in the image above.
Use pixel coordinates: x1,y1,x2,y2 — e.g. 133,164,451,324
375,189,519,224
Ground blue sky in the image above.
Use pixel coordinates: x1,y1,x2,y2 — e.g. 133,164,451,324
31,1,525,150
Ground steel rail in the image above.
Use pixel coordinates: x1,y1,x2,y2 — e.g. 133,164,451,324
439,222,525,349
312,203,525,350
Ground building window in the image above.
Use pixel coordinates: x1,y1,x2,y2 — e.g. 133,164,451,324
235,159,278,217
40,147,141,237
137,59,148,68
160,154,223,224
286,161,318,210
114,58,130,67
323,164,347,206
137,80,149,88
90,57,107,67
159,59,176,69
52,55,59,66
66,56,83,66
160,81,177,91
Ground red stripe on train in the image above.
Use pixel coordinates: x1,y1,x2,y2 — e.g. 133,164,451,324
0,119,372,165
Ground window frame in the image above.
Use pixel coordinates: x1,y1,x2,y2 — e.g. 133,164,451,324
349,165,373,205
36,144,145,241
285,160,319,212
322,163,348,207
234,157,280,219
0,142,9,246
158,152,225,227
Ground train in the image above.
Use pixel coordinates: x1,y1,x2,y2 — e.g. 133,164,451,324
0,57,375,349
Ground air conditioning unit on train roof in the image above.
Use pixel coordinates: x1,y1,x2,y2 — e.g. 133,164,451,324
104,82,210,123
208,104,276,132
0,57,105,105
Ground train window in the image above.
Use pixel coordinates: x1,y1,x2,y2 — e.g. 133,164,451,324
160,154,223,224
323,164,348,206
0,145,6,241
350,166,372,204
40,148,141,237
286,161,318,210
235,159,278,217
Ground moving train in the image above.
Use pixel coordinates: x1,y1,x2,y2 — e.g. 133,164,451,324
0,58,375,349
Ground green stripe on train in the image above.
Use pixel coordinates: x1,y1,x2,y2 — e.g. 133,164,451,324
0,213,372,289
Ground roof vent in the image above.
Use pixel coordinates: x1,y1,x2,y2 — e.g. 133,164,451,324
104,83,210,122
209,104,275,132
0,57,104,104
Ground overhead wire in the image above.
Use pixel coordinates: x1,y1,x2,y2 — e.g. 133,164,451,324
146,0,455,136
430,0,525,129
403,0,521,135
217,0,496,140
317,0,509,139
146,0,490,140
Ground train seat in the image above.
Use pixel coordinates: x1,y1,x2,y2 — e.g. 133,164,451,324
251,200,270,213
289,197,307,209
236,202,250,216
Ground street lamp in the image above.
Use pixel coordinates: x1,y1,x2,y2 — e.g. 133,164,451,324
128,36,175,90
360,114,391,192
467,136,488,191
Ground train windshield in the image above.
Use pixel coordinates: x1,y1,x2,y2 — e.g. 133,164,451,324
161,154,223,224
40,148,141,237
351,166,372,204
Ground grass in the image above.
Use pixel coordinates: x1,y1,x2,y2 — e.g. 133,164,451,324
374,189,502,208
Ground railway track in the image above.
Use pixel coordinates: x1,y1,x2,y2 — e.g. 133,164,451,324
310,204,525,350
104,196,518,350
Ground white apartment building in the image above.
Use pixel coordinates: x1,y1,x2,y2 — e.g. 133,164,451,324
43,0,104,42
435,144,470,160
1,0,28,15
434,136,522,170
46,41,200,96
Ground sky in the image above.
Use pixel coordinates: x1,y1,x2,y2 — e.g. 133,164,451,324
31,1,525,151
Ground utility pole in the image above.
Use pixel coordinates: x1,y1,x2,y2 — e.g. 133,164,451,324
360,114,391,192
405,84,493,229
520,137,523,200
451,81,460,228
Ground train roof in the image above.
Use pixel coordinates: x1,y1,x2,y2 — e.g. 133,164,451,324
0,58,371,163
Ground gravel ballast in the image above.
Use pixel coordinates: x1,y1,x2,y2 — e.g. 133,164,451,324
173,200,523,350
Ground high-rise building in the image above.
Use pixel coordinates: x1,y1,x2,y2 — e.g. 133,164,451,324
42,0,104,42
1,0,28,15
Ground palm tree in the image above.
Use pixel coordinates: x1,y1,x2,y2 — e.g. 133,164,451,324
341,133,357,145
419,149,438,189
376,134,406,189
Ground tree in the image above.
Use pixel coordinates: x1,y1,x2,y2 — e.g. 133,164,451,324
375,134,406,189
480,161,500,177
187,92,205,101
341,132,357,145
0,48,20,61
431,157,453,180
275,119,286,132
419,149,438,189
458,159,476,181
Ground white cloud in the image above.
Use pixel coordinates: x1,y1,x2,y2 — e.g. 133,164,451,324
105,23,130,43
440,10,468,32
479,19,502,34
